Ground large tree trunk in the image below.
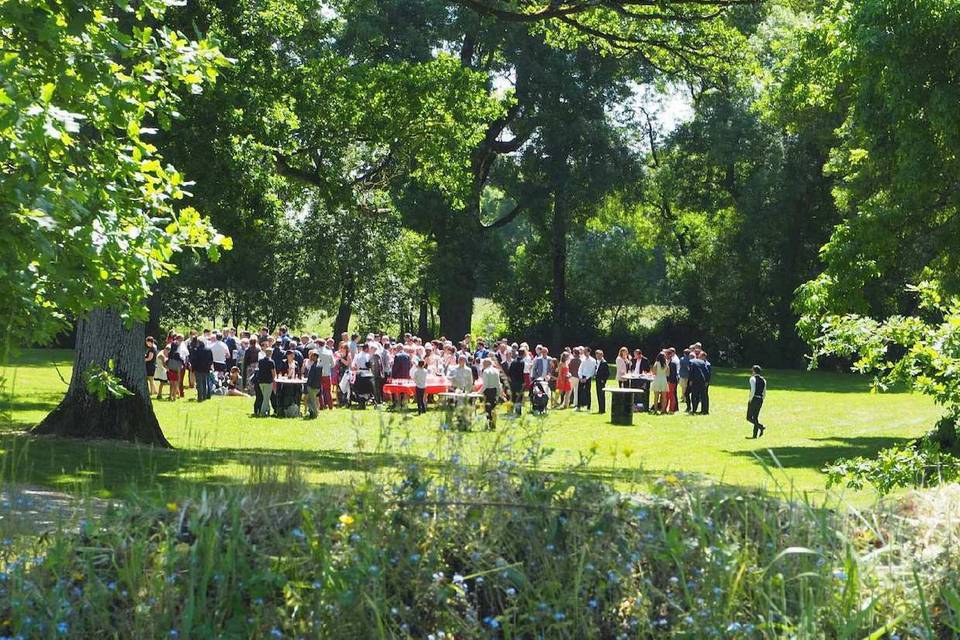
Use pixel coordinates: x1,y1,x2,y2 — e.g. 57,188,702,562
34,308,170,447
550,192,568,352
417,293,430,339
332,275,355,339
436,215,478,340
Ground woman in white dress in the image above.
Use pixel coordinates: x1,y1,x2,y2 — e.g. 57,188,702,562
650,351,669,414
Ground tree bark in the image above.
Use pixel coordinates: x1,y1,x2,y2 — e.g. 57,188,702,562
34,307,170,447
332,275,355,339
550,191,569,352
418,294,430,340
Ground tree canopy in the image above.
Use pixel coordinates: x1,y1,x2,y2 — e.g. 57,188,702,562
0,0,230,344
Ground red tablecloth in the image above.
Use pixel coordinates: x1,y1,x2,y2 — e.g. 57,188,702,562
383,377,450,397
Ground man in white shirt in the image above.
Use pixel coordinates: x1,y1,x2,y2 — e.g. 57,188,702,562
353,343,371,371
577,348,597,411
480,358,505,430
209,334,230,373
450,356,474,392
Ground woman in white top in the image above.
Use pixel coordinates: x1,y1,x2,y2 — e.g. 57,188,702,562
615,346,630,387
650,352,669,414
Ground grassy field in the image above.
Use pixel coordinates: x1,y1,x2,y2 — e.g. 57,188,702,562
0,349,943,502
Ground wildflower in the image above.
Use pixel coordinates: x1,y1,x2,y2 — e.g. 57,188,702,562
588,598,598,609
669,576,679,586
656,618,668,627
169,631,179,639
475,576,484,585
684,616,694,625
312,581,322,589
290,528,305,539
432,572,445,582
368,565,380,575
554,612,566,622
414,489,426,500
452,574,465,585
483,616,500,630
505,587,516,597
56,623,68,635
254,597,265,606
409,553,421,563
106,581,116,591
545,544,555,552
166,502,178,512
832,569,847,581
270,628,282,638
607,570,620,584
349,533,361,543
726,621,742,633
338,514,354,526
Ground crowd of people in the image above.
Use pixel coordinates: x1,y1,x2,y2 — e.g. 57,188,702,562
143,327,766,435
615,343,714,415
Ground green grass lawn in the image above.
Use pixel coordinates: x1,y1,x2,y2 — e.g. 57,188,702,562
0,349,943,502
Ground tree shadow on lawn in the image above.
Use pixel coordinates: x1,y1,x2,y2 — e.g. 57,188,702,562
710,371,885,394
726,436,915,472
0,432,429,499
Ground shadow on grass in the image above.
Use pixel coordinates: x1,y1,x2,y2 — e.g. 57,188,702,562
726,436,914,471
0,431,429,499
709,371,884,394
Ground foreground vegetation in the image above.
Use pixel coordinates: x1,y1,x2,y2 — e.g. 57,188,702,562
0,415,958,638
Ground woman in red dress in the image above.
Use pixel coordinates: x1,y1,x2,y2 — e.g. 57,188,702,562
556,352,572,409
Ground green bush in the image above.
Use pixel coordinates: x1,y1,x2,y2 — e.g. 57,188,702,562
0,418,958,638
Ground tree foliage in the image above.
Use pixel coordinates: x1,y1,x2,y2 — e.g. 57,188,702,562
0,0,230,343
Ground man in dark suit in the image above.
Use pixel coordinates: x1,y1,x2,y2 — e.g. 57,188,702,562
391,348,412,380
595,350,610,414
191,341,214,402
687,354,709,415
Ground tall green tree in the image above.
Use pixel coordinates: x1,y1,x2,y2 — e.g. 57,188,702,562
157,0,504,335
0,0,229,444
781,0,960,403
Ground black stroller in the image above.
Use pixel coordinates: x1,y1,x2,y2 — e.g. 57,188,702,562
350,371,376,408
530,377,550,415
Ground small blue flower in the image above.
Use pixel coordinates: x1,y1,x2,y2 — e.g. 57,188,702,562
553,612,566,622
107,581,116,591
169,631,179,639
452,573,464,585
505,587,517,597
270,628,282,638
588,598,598,609
726,621,742,633
290,528,305,539
483,616,500,630
56,623,68,635
409,553,421,563
832,569,847,581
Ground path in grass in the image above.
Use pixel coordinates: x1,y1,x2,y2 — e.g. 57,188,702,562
0,349,943,501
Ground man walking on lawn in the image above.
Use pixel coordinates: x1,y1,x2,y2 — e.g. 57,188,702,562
747,365,767,438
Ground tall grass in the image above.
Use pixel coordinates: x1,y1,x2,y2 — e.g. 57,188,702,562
0,412,957,638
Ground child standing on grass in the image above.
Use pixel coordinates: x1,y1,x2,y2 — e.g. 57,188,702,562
413,360,428,415
747,365,767,438
154,346,169,400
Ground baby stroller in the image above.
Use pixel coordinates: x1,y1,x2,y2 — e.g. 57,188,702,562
350,371,376,408
530,377,550,415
